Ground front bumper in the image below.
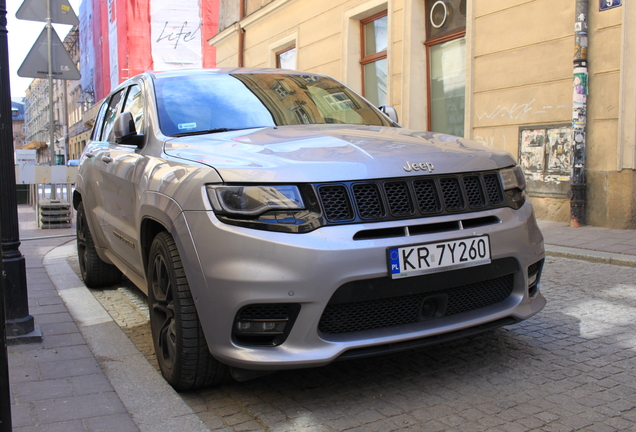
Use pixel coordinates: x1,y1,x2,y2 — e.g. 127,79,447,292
177,201,545,370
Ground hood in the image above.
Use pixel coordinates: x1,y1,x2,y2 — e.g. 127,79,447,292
163,125,516,183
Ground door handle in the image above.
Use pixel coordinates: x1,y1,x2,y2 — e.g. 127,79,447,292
85,152,94,158
102,156,113,163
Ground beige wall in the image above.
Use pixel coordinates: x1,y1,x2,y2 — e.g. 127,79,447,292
209,0,636,228
470,1,634,228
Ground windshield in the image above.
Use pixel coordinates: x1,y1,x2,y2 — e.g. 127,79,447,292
154,73,393,136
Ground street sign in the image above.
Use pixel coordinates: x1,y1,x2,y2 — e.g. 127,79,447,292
600,0,621,11
17,26,80,80
16,0,79,25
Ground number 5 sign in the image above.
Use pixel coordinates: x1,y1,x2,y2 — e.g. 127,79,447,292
600,0,621,11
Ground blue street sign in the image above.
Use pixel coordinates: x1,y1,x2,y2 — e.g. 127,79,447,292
600,0,621,11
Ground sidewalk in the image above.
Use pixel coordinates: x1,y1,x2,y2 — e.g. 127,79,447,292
538,219,636,267
6,205,636,431
7,205,209,432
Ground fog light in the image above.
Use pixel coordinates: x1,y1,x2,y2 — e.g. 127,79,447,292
233,303,301,346
527,272,538,288
236,321,286,334
237,322,251,331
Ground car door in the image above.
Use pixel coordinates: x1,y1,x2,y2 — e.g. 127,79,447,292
96,83,147,279
79,98,112,250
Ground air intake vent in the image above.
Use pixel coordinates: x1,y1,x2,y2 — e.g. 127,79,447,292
318,185,353,221
316,171,507,225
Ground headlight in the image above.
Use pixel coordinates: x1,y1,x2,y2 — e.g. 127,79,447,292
207,185,305,217
499,166,526,191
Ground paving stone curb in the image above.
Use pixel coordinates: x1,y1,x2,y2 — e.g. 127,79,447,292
545,244,636,268
42,241,212,432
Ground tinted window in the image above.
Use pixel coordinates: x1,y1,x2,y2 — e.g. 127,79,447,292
92,101,110,141
101,89,126,142
154,73,392,136
122,84,144,134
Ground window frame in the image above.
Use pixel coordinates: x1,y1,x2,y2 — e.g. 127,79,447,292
275,45,297,70
359,10,388,101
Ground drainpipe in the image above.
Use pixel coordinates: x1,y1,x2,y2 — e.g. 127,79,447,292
570,0,588,227
238,1,245,67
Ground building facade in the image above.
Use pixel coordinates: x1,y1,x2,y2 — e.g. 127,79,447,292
23,78,51,162
23,26,92,165
79,0,221,102
11,98,26,151
22,0,222,163
209,0,635,229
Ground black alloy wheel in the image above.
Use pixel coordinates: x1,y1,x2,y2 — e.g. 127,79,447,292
147,231,228,390
76,201,122,288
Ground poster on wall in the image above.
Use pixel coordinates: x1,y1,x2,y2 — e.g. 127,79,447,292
519,124,572,197
151,0,203,70
519,130,546,179
546,128,572,174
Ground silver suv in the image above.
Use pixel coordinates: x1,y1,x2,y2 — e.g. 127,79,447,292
74,68,545,390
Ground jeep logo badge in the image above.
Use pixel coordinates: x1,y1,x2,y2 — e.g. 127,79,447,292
403,161,435,173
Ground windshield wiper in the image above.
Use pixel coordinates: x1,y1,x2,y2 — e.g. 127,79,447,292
170,126,271,137
171,128,234,137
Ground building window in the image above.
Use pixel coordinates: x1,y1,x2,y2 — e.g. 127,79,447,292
276,46,297,70
291,105,311,124
272,80,291,99
428,36,466,137
425,0,466,136
324,92,357,112
360,11,387,107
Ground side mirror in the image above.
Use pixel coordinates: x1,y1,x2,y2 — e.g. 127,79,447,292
114,112,144,146
378,106,399,124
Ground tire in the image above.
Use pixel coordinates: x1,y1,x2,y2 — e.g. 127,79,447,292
147,231,229,390
76,201,123,288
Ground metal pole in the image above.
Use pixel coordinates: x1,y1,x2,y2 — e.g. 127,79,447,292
0,0,36,341
0,9,12,429
0,225,10,432
46,0,58,200
570,0,588,227
62,80,68,164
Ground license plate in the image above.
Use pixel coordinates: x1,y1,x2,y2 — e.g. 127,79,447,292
388,235,491,279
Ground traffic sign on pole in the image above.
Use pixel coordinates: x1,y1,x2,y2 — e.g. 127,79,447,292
16,0,78,25
17,26,80,80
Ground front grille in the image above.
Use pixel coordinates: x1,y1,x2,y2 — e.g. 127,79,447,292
317,171,505,224
352,184,384,219
318,274,514,334
319,185,353,221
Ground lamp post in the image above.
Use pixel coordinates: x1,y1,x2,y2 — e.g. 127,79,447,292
0,0,37,341
1,0,19,429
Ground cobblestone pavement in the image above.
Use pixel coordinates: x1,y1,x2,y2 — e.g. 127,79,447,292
75,254,636,432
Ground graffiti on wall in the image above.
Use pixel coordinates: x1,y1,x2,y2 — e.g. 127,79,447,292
476,99,570,122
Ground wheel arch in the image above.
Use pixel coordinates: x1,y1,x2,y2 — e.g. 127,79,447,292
138,191,185,279
73,190,82,210
140,216,169,277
